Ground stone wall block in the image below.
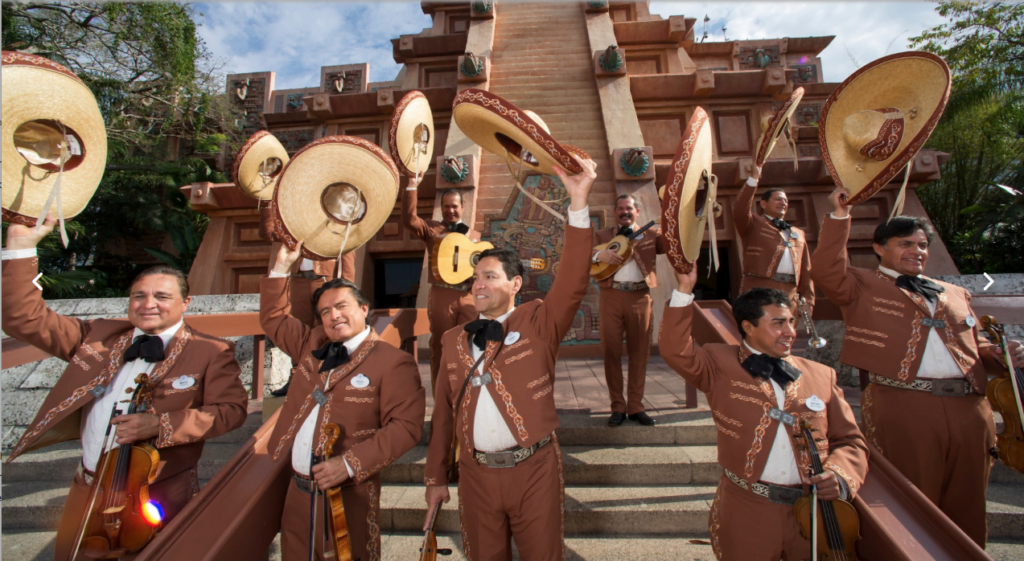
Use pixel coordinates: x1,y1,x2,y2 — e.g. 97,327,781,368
21,357,70,389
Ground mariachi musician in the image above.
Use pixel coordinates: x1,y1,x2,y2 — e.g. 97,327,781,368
1,216,250,560
661,266,868,560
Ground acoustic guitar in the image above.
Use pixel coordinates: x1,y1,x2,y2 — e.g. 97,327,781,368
590,220,658,281
432,233,545,285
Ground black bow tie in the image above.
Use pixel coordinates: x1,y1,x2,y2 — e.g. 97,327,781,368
311,341,351,373
464,319,504,351
124,334,165,363
896,275,945,303
769,217,792,231
616,225,634,238
742,353,802,388
447,222,469,235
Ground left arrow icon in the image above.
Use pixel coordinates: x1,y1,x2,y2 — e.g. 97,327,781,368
32,273,44,291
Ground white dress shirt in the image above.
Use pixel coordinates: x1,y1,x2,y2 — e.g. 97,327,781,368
877,265,964,379
291,326,371,476
774,226,796,276
593,223,645,283
81,319,184,472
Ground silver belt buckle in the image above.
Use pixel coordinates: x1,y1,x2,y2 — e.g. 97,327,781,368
471,373,493,388
931,379,966,397
485,451,516,468
767,485,803,505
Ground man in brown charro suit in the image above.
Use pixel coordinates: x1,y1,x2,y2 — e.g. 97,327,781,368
2,216,249,561
421,155,596,561
261,241,426,561
592,193,666,426
811,187,1024,547
401,173,480,390
732,165,814,311
661,267,868,560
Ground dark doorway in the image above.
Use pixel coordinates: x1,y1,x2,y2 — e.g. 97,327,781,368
691,246,731,301
373,258,423,309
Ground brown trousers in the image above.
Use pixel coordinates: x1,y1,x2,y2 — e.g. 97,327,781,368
457,437,564,561
599,288,653,415
280,474,381,561
739,276,799,307
427,284,476,391
54,467,196,561
708,475,810,560
861,382,996,547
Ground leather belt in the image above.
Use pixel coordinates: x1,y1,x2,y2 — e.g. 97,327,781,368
293,472,318,494
474,434,552,468
611,280,648,292
432,281,471,292
745,272,796,285
77,463,97,486
725,469,803,505
868,373,974,397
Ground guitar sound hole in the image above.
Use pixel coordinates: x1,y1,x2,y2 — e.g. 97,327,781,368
471,253,481,267
607,242,621,252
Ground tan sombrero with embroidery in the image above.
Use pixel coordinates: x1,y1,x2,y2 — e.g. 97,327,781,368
232,131,289,201
661,107,718,274
388,90,434,177
273,136,399,261
453,88,584,175
755,87,804,167
2,51,107,230
820,51,950,206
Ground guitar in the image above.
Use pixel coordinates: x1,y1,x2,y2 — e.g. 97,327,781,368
432,233,545,285
590,220,658,281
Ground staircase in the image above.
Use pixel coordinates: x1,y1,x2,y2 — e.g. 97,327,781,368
473,2,617,233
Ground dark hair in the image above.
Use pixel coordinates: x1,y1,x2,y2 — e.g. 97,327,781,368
312,278,371,321
441,188,464,206
130,266,189,299
760,188,786,202
873,216,935,250
616,193,640,210
477,248,523,281
732,288,793,339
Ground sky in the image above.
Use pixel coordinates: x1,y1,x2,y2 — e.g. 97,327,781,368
193,1,948,91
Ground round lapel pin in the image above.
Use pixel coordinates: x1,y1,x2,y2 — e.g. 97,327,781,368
171,375,195,390
351,373,370,388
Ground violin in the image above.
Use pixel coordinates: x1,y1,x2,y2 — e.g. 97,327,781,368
320,423,352,561
982,316,1024,474
70,374,163,559
418,501,452,561
792,418,861,561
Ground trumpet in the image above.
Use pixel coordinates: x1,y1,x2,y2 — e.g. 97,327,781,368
798,296,827,349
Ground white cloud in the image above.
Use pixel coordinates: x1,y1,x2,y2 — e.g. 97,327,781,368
192,2,433,90
649,2,948,82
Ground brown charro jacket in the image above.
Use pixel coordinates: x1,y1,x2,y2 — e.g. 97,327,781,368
401,187,481,286
260,276,425,483
810,216,999,393
423,223,593,486
592,225,666,289
733,183,814,305
1,257,249,480
659,300,869,495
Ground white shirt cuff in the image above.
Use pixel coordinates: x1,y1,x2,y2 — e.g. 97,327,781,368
343,458,354,478
829,213,851,220
268,270,290,278
669,290,695,307
567,206,590,229
2,247,38,260
746,176,759,187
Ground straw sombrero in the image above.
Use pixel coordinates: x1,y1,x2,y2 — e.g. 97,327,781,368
388,91,435,177
453,88,584,176
819,51,950,205
661,107,717,274
2,51,107,228
755,87,804,167
232,131,289,201
272,136,399,261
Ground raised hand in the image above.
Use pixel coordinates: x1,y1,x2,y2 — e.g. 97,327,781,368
272,240,303,274
674,266,699,295
553,154,597,212
828,187,851,219
5,214,56,250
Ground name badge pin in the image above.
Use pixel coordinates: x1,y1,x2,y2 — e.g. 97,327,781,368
966,315,976,327
171,375,195,390
504,332,521,345
790,231,799,239
805,395,826,412
351,374,370,388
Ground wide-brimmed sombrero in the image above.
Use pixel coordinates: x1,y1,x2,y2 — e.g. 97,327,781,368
755,87,804,168
453,88,584,176
2,51,107,232
232,131,289,201
272,136,399,261
820,51,950,206
661,107,717,274
388,91,435,177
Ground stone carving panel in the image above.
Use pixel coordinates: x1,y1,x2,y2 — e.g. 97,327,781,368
324,70,363,94
794,103,822,127
275,128,315,154
792,64,818,84
232,77,268,136
738,45,781,70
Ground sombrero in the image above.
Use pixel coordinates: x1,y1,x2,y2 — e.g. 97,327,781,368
272,136,399,261
388,90,435,177
661,107,719,274
232,131,289,201
755,87,804,168
819,51,950,208
2,51,107,242
453,88,584,176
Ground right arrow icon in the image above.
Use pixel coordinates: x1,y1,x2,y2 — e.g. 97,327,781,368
983,272,994,291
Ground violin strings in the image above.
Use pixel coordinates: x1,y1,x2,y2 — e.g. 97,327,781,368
806,427,848,557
